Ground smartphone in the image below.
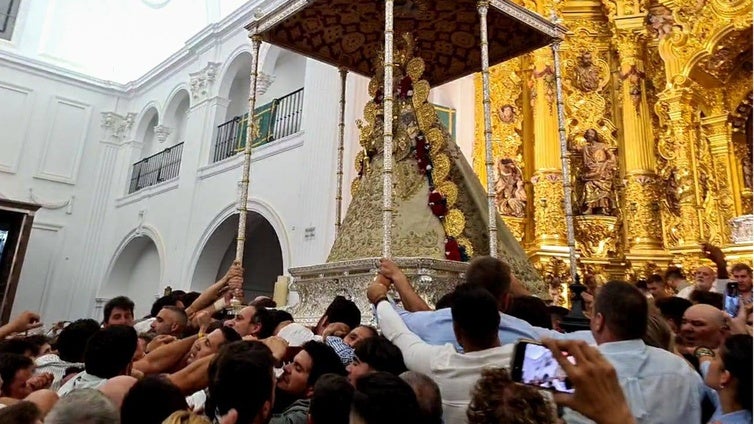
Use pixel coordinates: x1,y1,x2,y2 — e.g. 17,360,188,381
511,339,575,393
725,282,740,317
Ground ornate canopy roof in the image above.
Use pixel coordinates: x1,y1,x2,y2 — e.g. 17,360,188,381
246,0,565,86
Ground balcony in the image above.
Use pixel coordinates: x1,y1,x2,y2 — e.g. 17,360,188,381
128,143,184,194
213,88,304,163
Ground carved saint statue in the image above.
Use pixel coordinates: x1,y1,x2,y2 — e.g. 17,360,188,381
573,51,601,93
495,158,526,218
577,129,618,215
743,156,753,190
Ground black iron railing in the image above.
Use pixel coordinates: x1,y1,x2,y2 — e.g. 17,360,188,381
129,143,184,194
212,88,304,163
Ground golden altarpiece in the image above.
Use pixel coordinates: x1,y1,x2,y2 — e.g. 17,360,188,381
473,0,753,295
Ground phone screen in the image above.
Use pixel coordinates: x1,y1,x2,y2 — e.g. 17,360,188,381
512,341,575,393
725,282,740,317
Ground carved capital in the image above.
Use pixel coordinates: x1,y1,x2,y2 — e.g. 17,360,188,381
153,125,173,143
189,62,222,103
256,72,276,96
101,112,136,143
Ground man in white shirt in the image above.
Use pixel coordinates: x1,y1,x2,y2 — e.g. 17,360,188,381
564,281,704,424
58,325,137,396
35,319,100,391
370,280,513,424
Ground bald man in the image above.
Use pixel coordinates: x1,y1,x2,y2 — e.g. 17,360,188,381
680,304,728,349
676,266,721,299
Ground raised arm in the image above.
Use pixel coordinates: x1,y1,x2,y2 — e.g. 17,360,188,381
368,281,440,375
185,262,243,317
133,335,198,375
167,353,213,395
0,311,42,340
378,259,431,312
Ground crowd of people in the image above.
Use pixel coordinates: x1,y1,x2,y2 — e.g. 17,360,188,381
0,244,750,424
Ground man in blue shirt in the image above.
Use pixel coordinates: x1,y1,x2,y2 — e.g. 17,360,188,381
378,256,594,350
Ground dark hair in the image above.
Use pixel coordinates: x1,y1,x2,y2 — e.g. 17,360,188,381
0,401,41,424
400,371,443,424
506,296,551,329
654,297,692,330
251,307,275,339
324,296,361,330
150,294,181,318
207,341,275,424
351,372,421,424
356,325,379,339
647,274,664,285
0,339,37,357
353,336,406,376
635,279,648,290
161,305,189,327
594,281,648,340
434,292,455,310
451,284,501,346
268,310,294,330
104,296,135,323
301,341,347,387
84,325,137,378
731,263,753,276
309,373,354,424
689,290,724,310
120,375,188,424
23,335,51,356
466,256,512,303
467,367,554,424
0,353,33,395
664,267,685,281
251,297,277,309
55,319,101,363
218,325,242,345
721,334,752,411
181,292,201,308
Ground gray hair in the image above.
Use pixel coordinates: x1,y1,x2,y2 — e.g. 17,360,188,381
46,389,120,424
400,371,443,424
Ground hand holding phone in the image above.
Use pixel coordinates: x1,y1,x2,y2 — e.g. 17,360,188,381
511,339,574,393
540,339,636,424
725,282,740,318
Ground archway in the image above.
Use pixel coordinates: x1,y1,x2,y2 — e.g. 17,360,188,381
218,51,252,122
134,106,160,158
164,88,191,144
191,213,283,300
102,235,162,318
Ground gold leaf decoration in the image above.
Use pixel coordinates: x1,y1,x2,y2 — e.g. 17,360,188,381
351,178,361,196
437,180,458,207
426,127,445,155
443,209,466,237
412,80,431,109
457,236,474,257
432,153,450,182
406,57,425,81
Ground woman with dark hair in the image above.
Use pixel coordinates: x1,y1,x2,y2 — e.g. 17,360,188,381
704,334,752,423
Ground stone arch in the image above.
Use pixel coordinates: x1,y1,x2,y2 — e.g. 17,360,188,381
163,86,191,143
134,104,160,158
101,226,166,318
217,51,253,122
189,200,289,299
684,24,752,83
258,47,307,104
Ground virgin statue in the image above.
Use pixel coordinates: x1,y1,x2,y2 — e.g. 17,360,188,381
327,34,544,293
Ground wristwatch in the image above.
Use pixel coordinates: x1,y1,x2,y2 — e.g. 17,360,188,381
694,346,715,358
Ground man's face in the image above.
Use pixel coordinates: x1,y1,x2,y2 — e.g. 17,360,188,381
732,270,753,292
647,281,666,298
680,307,724,348
224,306,257,337
277,350,312,398
343,326,373,348
187,329,227,364
346,355,374,386
8,366,34,399
107,307,134,327
150,308,177,335
694,267,716,291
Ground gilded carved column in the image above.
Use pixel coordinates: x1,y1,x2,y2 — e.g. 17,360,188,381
613,19,664,251
701,113,737,244
655,86,704,248
530,47,567,247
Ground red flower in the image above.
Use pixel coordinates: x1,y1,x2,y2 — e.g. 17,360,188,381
445,238,461,261
398,75,413,98
428,190,447,217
